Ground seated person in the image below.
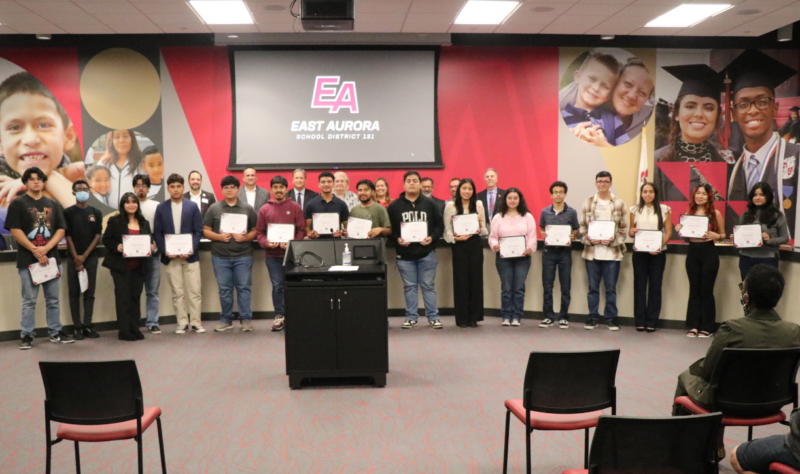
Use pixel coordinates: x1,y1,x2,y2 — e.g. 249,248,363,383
731,408,800,473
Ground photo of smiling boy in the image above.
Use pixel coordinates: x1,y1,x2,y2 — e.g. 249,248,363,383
141,146,164,202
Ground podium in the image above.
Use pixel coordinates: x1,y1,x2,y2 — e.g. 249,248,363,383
283,239,388,389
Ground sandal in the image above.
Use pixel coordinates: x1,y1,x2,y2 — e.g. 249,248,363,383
698,331,712,338
687,329,698,337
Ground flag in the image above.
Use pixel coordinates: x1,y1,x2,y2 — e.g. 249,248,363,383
636,127,649,202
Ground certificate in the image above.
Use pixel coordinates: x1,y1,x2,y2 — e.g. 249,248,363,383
165,234,194,257
733,224,763,248
452,213,480,236
267,223,295,243
313,213,340,235
347,217,372,239
29,257,59,285
499,236,527,258
634,230,663,252
401,222,428,243
587,220,616,241
545,225,572,247
79,269,89,293
122,234,151,258
679,215,710,238
220,213,248,234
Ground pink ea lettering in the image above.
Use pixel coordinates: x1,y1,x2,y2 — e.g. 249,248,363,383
311,76,359,113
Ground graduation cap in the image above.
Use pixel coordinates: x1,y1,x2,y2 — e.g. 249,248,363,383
726,50,796,96
662,64,723,101
791,106,800,113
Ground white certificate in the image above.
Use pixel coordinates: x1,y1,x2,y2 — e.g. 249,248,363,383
499,236,527,258
267,223,295,243
78,269,89,293
165,234,194,257
733,224,763,248
220,213,248,234
122,234,151,258
545,225,572,247
634,230,663,252
679,215,710,238
452,213,480,236
587,220,616,241
313,213,340,235
401,222,428,243
347,217,372,239
29,257,59,285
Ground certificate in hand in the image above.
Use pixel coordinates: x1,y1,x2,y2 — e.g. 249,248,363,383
122,234,151,258
545,225,572,247
165,234,194,257
634,230,663,252
347,217,372,239
220,213,248,234
679,215,710,238
452,213,479,236
29,257,59,285
401,222,428,243
499,236,526,258
587,220,616,241
313,213,340,234
267,223,294,243
733,224,763,248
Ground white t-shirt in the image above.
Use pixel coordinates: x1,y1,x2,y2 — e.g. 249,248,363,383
593,198,614,261
139,199,158,229
246,189,256,207
189,191,202,210
171,201,183,234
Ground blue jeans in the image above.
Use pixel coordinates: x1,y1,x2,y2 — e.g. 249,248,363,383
395,251,439,322
144,255,161,328
212,255,253,323
265,257,285,317
542,248,572,319
495,255,531,322
585,259,620,321
19,265,63,338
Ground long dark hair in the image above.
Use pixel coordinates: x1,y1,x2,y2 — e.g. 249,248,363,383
497,187,529,217
114,192,145,225
687,184,719,233
99,129,143,172
635,182,664,231
741,181,781,226
455,178,477,215
661,95,723,162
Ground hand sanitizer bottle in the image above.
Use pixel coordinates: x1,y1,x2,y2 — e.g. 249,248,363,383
343,243,352,266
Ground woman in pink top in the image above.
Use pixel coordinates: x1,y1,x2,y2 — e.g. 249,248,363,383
489,188,538,326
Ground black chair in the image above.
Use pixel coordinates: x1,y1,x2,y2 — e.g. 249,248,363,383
674,347,800,441
503,349,620,474
562,413,723,474
39,360,166,474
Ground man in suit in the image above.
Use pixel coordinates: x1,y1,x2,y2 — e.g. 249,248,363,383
421,177,446,216
154,173,205,335
476,168,505,231
237,167,270,213
184,170,217,219
287,168,318,212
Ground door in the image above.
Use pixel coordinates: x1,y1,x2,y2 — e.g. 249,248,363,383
335,287,388,372
285,287,337,372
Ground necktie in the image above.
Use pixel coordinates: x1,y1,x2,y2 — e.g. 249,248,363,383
298,191,303,209
489,191,495,213
747,155,759,187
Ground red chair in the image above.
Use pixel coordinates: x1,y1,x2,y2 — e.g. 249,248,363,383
771,463,800,474
502,350,620,474
39,360,167,474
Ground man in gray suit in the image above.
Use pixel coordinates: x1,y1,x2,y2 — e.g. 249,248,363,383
238,167,270,213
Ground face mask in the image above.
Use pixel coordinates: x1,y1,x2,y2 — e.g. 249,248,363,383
75,191,90,203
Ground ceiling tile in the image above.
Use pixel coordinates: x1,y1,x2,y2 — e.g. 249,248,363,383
578,0,635,4
74,1,141,14
628,26,684,35
494,22,549,33
493,11,558,25
401,22,450,32
159,23,212,33
128,2,195,14
405,11,457,23
57,22,115,33
355,1,410,13
104,22,163,34
207,23,259,33
408,2,464,14
448,24,498,33
355,12,407,22
585,17,644,34
0,2,32,13
92,11,154,24
564,3,625,15
145,13,203,25
18,1,85,14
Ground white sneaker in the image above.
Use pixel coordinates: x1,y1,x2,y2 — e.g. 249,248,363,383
511,320,521,327
502,320,511,326
175,325,187,335
192,324,206,334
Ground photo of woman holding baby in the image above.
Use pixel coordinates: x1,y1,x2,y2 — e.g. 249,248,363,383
95,129,143,206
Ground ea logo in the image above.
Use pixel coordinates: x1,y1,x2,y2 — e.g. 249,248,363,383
311,76,358,114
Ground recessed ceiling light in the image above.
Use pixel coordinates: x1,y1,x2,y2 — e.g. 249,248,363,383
188,1,254,25
455,1,521,25
36,33,51,40
645,4,733,28
228,34,239,38
601,34,615,40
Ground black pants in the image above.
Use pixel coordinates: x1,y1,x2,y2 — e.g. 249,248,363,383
632,252,666,328
452,236,484,326
111,267,144,338
685,241,719,333
66,254,98,329
739,255,779,281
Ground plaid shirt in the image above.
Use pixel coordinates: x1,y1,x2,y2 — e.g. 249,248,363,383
579,192,629,260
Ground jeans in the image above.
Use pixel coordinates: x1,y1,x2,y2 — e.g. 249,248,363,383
66,254,97,329
585,259,620,321
212,255,253,323
265,257,285,317
19,265,63,338
541,248,572,319
144,255,161,328
632,252,666,328
395,251,439,322
495,255,531,322
739,255,779,281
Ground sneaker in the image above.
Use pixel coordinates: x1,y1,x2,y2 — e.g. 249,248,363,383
401,319,418,329
176,325,188,334
511,320,521,327
83,327,100,338
147,326,161,335
73,329,85,341
214,322,233,332
502,320,511,326
50,331,75,344
584,318,598,330
539,318,554,328
241,320,253,332
558,319,570,329
271,316,285,332
192,324,206,334
606,320,620,331
19,335,33,350
430,320,443,329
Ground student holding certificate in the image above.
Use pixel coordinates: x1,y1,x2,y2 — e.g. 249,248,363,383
489,188,537,327
444,178,488,328
347,179,391,239
102,192,155,341
304,172,349,239
737,182,790,279
628,182,672,333
673,184,725,338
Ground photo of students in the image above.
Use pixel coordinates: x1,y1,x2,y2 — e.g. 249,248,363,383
737,182,789,280
93,129,145,207
141,146,165,202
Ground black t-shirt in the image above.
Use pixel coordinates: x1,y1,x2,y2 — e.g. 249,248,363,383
3,194,67,269
64,205,103,256
303,195,349,239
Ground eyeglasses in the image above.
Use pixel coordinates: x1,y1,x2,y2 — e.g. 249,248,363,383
222,186,238,191
133,184,148,189
732,97,775,114
596,180,611,185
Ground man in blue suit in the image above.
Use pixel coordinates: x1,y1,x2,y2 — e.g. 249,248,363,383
154,173,205,334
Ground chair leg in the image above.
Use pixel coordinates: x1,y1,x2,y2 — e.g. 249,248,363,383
137,436,143,474
748,426,753,441
157,416,167,474
74,441,81,474
584,428,589,469
502,410,510,474
526,428,532,474
46,439,51,474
